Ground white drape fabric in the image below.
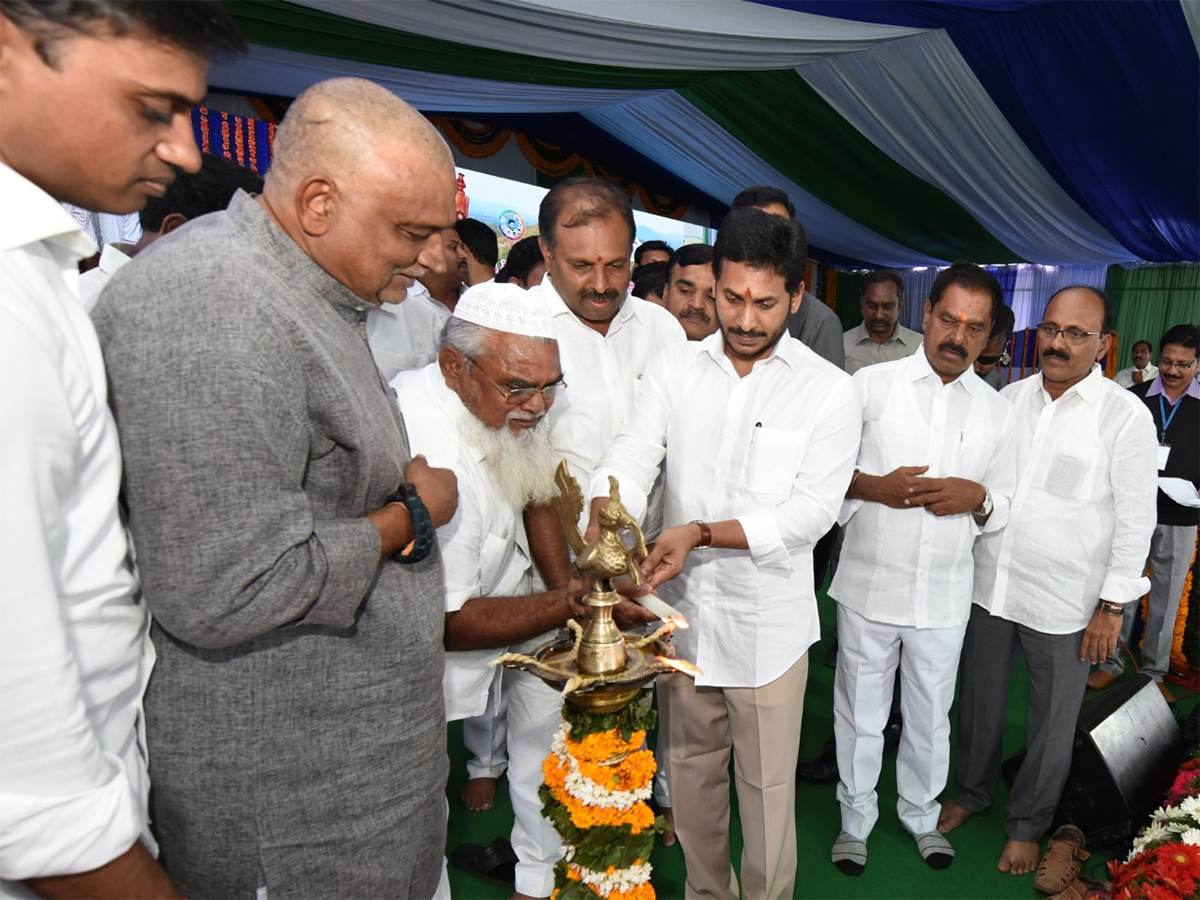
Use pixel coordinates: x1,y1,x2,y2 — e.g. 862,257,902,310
583,93,943,267
208,44,660,113
1009,264,1110,330
290,0,927,70
796,30,1131,265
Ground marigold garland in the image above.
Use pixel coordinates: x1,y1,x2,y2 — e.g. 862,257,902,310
544,688,664,900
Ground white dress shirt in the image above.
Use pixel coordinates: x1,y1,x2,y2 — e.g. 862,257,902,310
394,363,531,721
0,163,155,887
973,366,1158,633
1114,363,1158,389
830,350,1017,628
368,282,450,383
78,240,135,312
531,279,685,529
843,322,923,375
591,334,861,688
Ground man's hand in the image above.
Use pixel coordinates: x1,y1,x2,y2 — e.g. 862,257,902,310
1080,607,1123,663
905,477,986,517
639,524,699,590
405,455,458,527
1132,370,1145,384
857,466,930,509
612,598,660,630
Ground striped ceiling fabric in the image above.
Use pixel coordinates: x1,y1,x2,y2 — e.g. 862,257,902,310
217,0,1200,268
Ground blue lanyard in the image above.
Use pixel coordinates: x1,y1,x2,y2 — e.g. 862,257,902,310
1158,393,1182,441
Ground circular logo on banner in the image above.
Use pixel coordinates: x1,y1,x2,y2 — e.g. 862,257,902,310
498,210,526,241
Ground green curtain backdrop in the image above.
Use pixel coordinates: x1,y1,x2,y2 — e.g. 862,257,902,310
1107,265,1200,369
833,269,867,331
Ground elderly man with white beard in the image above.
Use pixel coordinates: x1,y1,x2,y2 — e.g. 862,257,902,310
395,283,654,899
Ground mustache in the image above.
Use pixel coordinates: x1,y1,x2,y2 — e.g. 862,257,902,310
679,308,711,322
579,288,620,303
1042,347,1071,361
938,340,968,359
728,327,767,339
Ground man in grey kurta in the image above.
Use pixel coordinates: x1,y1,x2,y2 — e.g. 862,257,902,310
92,79,460,899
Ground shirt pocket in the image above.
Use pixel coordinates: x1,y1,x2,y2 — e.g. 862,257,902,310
744,427,808,503
1039,446,1099,501
479,530,526,598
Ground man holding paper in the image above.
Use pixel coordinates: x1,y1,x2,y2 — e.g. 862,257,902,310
1089,323,1199,702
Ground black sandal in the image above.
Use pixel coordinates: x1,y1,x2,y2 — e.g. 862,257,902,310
448,836,519,887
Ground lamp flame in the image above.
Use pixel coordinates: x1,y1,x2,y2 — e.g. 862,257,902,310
654,656,702,677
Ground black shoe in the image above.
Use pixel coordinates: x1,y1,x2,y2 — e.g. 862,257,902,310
882,714,902,754
823,638,839,668
448,837,518,887
797,735,839,783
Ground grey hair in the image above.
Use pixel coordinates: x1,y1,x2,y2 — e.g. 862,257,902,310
439,317,556,357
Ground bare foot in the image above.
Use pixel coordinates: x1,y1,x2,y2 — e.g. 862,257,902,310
997,839,1040,875
660,806,676,847
937,801,972,834
460,776,497,811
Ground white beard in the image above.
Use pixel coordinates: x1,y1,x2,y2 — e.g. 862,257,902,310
458,409,558,510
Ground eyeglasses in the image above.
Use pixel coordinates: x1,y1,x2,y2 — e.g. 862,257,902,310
1035,323,1104,345
466,356,566,404
1158,357,1199,371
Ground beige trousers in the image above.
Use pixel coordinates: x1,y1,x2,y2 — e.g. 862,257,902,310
659,654,809,900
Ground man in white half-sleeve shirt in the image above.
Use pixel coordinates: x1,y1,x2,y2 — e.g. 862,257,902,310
1113,339,1157,388
828,264,1017,878
938,286,1157,878
397,283,653,899
0,2,241,896
526,176,685,560
590,208,861,900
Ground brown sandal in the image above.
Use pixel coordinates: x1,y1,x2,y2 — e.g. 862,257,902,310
1035,825,1090,895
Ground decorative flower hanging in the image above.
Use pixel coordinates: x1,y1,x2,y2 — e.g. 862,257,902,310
540,688,665,900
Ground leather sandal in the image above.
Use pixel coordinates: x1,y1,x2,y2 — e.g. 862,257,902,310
1034,825,1089,895
1050,877,1094,900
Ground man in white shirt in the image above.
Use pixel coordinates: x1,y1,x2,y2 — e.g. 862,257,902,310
420,225,469,313
938,286,1158,876
591,208,861,899
526,176,685,573
0,2,241,896
663,243,717,342
843,271,924,375
78,152,263,311
368,279,451,381
828,264,1017,876
1113,339,1158,388
398,284,654,898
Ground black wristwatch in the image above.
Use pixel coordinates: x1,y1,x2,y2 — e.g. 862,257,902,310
384,483,435,564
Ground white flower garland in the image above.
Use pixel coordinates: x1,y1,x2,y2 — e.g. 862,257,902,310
550,722,653,810
570,861,653,895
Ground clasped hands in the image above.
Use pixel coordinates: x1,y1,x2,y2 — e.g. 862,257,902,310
861,465,985,517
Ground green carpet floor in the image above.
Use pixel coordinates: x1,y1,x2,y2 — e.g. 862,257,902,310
444,588,1198,900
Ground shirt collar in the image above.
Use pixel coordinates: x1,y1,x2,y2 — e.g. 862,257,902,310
1146,374,1200,401
1039,363,1105,403
0,162,96,260
850,321,918,348
902,345,983,395
699,329,803,374
541,276,639,333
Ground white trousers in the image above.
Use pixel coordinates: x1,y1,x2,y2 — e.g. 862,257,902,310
833,604,967,840
463,667,509,780
506,668,565,897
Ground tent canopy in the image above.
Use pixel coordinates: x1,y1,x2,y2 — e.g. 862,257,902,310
214,0,1200,268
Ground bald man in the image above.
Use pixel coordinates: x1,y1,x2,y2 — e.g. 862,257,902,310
92,78,460,898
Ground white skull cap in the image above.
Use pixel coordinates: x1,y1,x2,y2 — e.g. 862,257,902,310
452,281,557,340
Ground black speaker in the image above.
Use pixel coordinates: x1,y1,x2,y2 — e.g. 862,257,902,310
1002,673,1182,848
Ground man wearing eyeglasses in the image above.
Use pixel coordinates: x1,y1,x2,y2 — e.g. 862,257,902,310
939,286,1157,878
397,283,655,899
1089,323,1199,703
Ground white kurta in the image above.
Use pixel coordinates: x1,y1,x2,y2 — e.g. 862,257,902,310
0,163,155,889
394,363,531,721
369,282,450,383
